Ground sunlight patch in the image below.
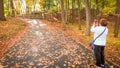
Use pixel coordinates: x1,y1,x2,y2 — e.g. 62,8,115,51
32,20,38,25
35,31,44,39
39,24,46,27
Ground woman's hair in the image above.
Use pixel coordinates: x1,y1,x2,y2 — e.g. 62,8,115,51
100,18,108,26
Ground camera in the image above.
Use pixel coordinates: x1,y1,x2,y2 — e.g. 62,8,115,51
94,19,97,23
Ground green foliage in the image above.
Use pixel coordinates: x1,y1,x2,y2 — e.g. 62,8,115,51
4,0,10,16
101,0,116,15
2,0,117,17
40,0,59,12
89,0,116,16
102,7,116,16
108,38,120,46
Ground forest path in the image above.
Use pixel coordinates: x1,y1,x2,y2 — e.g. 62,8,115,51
0,19,117,68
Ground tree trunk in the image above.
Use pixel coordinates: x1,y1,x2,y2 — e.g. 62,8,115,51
43,0,46,19
67,0,70,22
65,0,68,24
8,0,11,16
44,0,46,11
84,0,91,36
0,0,6,21
60,0,66,30
33,0,35,13
48,0,50,10
95,0,99,19
78,0,81,30
10,0,15,17
102,0,105,9
71,0,75,23
114,0,120,37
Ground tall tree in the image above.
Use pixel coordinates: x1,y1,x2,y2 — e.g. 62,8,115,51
71,0,75,23
60,0,66,30
10,0,15,17
67,0,70,22
114,0,120,37
0,0,6,21
33,0,35,12
65,0,68,23
102,0,105,9
84,0,91,36
95,0,99,19
78,0,81,30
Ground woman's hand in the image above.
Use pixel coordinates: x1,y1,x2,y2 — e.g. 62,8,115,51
93,19,99,27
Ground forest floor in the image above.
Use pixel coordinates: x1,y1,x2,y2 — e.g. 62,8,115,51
0,18,119,68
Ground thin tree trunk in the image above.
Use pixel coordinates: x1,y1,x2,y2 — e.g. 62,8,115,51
84,0,91,36
102,0,105,9
114,16,120,37
49,0,50,10
67,0,70,22
65,0,68,24
60,0,66,30
10,0,15,17
71,0,75,23
44,0,46,11
94,0,98,19
78,0,81,30
7,0,10,16
33,0,35,13
114,0,120,37
43,0,46,19
0,0,6,21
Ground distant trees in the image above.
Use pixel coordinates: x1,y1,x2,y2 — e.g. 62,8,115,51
0,0,6,21
1,0,119,37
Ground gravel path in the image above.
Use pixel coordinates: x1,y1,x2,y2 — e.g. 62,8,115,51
0,19,118,68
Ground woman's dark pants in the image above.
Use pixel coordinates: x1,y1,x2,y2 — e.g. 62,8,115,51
94,45,105,67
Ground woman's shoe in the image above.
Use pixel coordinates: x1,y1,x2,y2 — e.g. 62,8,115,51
97,67,101,68
101,64,104,67
94,64,101,68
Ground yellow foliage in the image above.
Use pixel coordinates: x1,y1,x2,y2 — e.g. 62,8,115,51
114,14,120,16
27,1,33,6
102,7,115,15
39,0,45,6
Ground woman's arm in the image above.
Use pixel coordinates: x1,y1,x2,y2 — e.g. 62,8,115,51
91,25,95,32
91,19,99,32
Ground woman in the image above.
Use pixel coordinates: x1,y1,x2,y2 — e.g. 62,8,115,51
91,18,108,68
